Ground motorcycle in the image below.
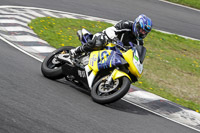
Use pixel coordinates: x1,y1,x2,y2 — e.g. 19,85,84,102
41,29,146,104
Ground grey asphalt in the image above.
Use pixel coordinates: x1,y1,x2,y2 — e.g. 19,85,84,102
0,39,198,133
1,0,200,39
0,0,200,133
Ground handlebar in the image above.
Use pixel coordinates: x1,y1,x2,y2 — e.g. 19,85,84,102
112,38,137,52
115,43,127,51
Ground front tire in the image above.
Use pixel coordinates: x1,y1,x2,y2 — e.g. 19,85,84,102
41,46,74,80
91,76,131,104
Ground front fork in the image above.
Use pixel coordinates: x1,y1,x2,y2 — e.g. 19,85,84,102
105,69,131,86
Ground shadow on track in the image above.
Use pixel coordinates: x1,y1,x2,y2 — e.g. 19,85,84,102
54,78,151,116
105,100,151,115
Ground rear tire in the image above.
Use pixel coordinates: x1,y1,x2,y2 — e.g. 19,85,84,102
41,46,74,80
91,76,131,104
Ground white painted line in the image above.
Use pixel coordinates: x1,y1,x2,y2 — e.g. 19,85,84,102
0,9,15,14
0,35,42,62
159,0,200,12
171,110,200,126
4,8,36,19
0,19,27,27
60,14,78,19
155,29,199,41
122,98,200,132
4,8,27,14
31,46,55,53
0,15,31,23
42,10,59,18
1,34,47,43
81,16,117,24
0,26,36,34
24,9,45,17
125,90,166,103
18,45,55,53
20,14,36,20
27,46,56,53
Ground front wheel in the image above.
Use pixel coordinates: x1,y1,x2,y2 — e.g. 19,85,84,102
41,46,74,80
91,76,131,104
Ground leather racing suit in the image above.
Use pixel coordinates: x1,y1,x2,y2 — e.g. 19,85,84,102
71,20,144,55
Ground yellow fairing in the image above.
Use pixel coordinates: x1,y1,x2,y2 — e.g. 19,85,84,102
88,43,121,72
88,51,99,72
111,69,131,81
88,50,112,72
122,49,142,78
106,43,116,47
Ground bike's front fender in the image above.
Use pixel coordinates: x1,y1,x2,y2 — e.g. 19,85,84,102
111,69,131,81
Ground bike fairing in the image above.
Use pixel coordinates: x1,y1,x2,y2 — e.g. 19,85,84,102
84,42,144,89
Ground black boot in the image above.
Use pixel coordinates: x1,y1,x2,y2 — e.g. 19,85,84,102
69,40,95,58
69,46,84,58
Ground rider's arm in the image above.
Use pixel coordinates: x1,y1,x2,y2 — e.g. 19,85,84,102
114,20,133,30
103,26,117,40
103,20,133,40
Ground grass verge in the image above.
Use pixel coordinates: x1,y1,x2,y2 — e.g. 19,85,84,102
166,0,200,9
28,17,200,113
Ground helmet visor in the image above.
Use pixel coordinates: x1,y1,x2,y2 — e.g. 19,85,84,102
138,27,148,39
139,28,147,35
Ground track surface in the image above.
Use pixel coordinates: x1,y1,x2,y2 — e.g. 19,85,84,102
1,0,200,39
0,39,198,133
0,0,200,133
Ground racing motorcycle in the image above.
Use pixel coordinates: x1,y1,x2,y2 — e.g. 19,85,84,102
41,29,146,104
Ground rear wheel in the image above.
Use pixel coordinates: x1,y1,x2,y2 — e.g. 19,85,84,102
91,76,131,104
41,46,74,80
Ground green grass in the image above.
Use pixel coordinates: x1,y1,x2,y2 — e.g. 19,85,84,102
28,17,200,113
166,0,200,9
28,17,113,48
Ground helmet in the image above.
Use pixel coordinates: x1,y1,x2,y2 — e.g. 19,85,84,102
132,14,152,40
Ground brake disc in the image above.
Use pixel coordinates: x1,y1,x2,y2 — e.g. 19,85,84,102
98,79,119,93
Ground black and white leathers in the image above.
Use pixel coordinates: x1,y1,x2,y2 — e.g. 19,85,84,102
72,20,144,54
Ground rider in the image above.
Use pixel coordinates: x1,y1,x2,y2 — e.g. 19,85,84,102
70,14,152,57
